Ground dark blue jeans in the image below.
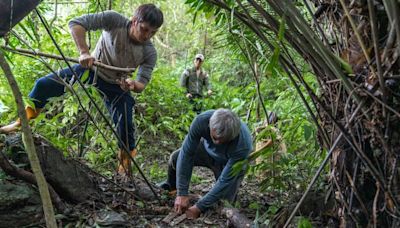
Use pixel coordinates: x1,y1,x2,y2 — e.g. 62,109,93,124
29,64,135,151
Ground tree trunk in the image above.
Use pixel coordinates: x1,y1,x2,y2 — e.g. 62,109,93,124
0,49,57,227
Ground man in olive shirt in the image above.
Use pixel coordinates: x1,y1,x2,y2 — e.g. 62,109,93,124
0,4,164,176
180,54,212,114
159,109,252,218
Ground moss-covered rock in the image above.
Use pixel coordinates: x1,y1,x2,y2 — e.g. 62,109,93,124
0,180,42,227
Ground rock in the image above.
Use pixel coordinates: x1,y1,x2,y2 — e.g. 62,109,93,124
2,134,99,203
95,210,128,227
0,180,43,227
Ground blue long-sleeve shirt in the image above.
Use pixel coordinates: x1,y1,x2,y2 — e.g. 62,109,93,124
176,110,253,211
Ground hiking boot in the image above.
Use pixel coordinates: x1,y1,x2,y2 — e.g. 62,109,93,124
117,148,137,176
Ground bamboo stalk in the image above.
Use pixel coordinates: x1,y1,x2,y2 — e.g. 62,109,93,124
231,24,269,121
368,0,387,116
338,0,370,64
266,0,359,100
1,46,136,73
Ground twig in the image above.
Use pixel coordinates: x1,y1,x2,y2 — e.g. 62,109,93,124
73,158,145,202
338,0,372,66
345,170,369,216
280,46,331,147
332,174,358,224
373,182,380,228
229,19,269,121
348,158,360,210
302,0,330,46
361,88,400,118
368,0,387,117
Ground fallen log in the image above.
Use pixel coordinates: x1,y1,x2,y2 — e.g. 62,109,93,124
1,133,159,203
0,133,164,226
1,134,100,203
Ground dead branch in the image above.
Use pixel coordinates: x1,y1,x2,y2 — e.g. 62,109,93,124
1,46,136,73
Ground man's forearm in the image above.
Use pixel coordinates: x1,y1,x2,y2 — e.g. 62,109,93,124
70,25,90,55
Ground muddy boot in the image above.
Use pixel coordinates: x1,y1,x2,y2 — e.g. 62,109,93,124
117,148,137,176
0,107,41,134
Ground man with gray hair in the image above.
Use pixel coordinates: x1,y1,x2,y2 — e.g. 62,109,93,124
158,109,252,218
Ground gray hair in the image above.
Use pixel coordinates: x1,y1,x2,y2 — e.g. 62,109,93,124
209,109,241,142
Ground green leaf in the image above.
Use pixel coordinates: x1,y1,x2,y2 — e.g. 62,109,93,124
136,201,145,208
335,55,353,74
266,16,286,76
185,0,197,4
298,217,312,228
24,97,36,109
230,159,249,176
17,23,35,42
81,69,90,83
303,125,312,141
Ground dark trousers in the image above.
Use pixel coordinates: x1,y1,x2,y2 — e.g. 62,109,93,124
28,64,136,150
167,139,243,202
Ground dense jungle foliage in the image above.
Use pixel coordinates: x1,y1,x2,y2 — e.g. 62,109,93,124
0,0,342,226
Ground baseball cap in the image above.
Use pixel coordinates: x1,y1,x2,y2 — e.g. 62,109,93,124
195,53,205,61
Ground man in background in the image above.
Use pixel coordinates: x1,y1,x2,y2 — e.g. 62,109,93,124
180,54,212,114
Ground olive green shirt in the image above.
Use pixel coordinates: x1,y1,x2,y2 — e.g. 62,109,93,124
180,67,211,96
